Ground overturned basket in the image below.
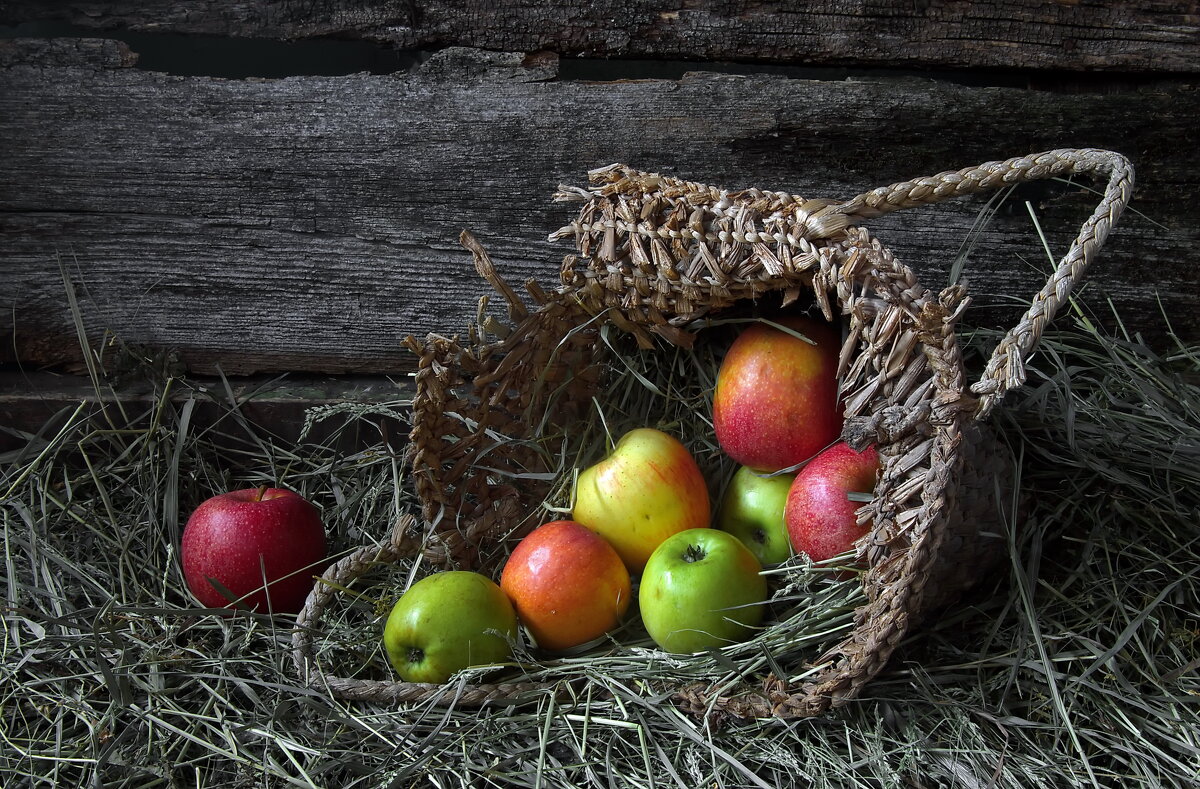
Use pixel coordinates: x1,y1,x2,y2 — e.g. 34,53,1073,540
294,149,1132,718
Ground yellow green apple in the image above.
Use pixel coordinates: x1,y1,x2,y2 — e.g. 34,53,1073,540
639,528,768,653
572,427,711,573
713,315,842,472
716,465,796,565
383,571,518,683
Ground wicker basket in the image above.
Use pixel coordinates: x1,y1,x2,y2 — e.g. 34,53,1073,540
293,149,1133,718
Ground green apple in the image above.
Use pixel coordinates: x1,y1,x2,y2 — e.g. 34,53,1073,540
716,465,795,565
572,427,711,573
383,571,518,683
639,528,768,653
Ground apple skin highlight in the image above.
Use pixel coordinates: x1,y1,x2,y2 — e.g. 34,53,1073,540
181,487,327,614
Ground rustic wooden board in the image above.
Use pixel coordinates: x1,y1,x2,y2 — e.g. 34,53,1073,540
3,1,1198,73
0,371,410,453
2,42,1198,379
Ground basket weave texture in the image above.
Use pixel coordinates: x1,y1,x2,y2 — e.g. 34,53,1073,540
293,149,1133,719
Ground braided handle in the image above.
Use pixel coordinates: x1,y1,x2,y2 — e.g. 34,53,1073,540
292,516,418,688
834,148,1134,419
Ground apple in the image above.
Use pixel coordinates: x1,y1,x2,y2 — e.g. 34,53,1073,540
639,528,768,653
785,442,880,563
500,520,631,651
716,465,796,565
181,486,327,614
712,315,843,472
383,571,518,684
572,427,711,573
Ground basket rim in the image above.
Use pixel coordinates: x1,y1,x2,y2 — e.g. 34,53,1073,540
294,149,1132,718
293,223,994,719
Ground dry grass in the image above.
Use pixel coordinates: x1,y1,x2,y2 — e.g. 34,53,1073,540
3,286,1199,787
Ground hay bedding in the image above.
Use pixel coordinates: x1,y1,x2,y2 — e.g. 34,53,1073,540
4,150,1200,787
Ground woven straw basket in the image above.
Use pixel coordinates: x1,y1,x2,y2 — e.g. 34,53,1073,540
294,149,1132,719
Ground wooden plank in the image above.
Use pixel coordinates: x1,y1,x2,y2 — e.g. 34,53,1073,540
2,42,1197,379
0,371,411,453
0,35,136,67
3,1,1198,73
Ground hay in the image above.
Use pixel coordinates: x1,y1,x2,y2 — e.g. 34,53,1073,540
4,161,1199,786
3,290,1198,786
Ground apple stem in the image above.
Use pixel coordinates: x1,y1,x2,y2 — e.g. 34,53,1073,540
254,485,268,502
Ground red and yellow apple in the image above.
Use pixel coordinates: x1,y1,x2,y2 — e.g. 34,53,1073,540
499,520,632,651
785,442,880,563
383,571,518,684
639,528,768,653
181,486,327,614
713,316,843,472
571,427,710,573
716,465,796,565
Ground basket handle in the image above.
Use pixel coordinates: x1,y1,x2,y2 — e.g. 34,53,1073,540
832,148,1134,419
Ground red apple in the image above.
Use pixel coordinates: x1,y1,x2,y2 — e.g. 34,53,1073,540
784,443,880,563
712,316,842,472
572,427,711,573
181,486,327,613
499,520,632,651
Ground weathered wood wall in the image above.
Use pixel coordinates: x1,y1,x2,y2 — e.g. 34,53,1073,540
2,2,1198,437
6,1,1199,72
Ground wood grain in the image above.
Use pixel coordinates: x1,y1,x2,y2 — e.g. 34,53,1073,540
2,43,1197,378
3,1,1198,73
0,371,411,453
